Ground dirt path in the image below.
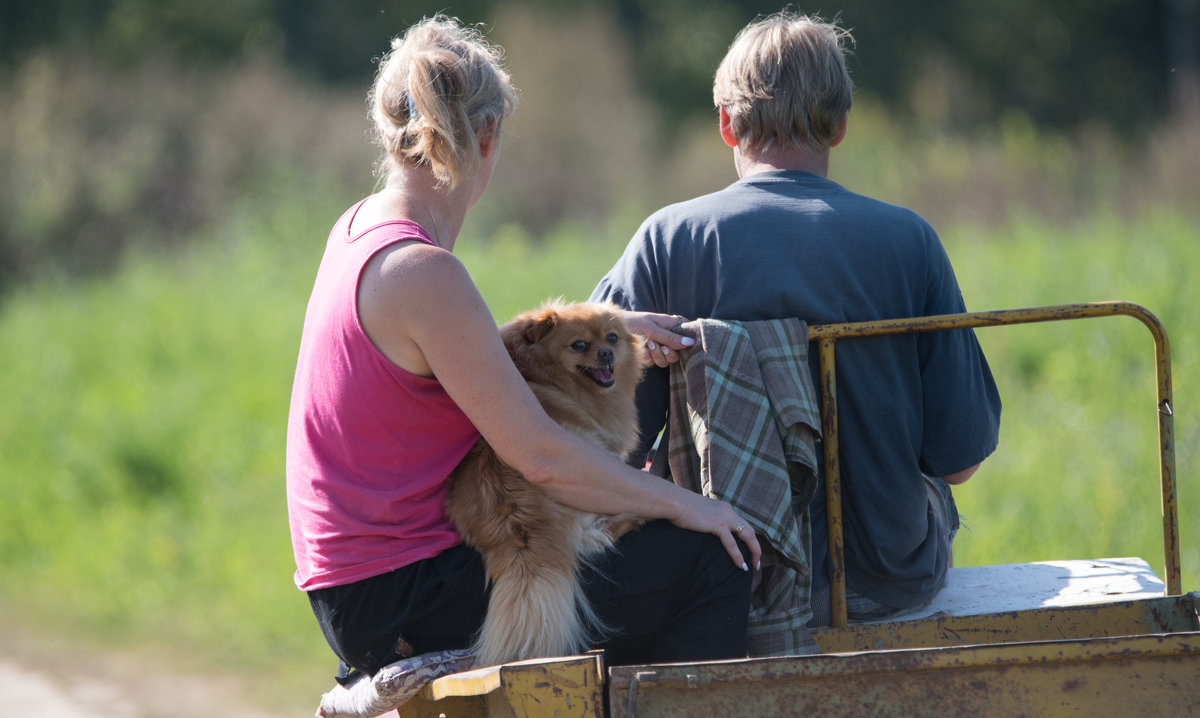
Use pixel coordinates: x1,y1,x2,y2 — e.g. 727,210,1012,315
0,660,136,718
1,619,308,717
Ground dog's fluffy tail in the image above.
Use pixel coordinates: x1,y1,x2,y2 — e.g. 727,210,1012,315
473,550,607,667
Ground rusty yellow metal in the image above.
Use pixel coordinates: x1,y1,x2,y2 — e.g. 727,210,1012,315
400,654,606,718
811,593,1200,653
404,594,1199,717
816,336,848,629
399,663,495,718
496,654,605,718
609,628,1200,717
807,301,1181,614
399,692,490,718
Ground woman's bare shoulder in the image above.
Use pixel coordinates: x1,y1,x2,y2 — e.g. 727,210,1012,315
358,242,483,375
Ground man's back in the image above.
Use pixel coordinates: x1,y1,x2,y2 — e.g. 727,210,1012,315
592,169,1001,610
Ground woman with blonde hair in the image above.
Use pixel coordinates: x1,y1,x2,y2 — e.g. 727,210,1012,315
286,16,760,685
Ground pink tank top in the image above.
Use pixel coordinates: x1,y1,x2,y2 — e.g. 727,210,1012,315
286,199,479,591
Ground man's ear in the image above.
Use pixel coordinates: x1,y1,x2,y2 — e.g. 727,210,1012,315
830,114,848,148
718,105,739,148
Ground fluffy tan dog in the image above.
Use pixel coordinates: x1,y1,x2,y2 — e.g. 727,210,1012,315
444,300,645,666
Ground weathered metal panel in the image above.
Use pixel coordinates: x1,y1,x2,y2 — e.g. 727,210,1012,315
400,693,492,718
610,631,1200,717
812,593,1200,653
498,654,606,718
398,595,1197,716
401,654,605,718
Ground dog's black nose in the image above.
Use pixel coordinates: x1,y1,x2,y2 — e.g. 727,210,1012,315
598,347,614,364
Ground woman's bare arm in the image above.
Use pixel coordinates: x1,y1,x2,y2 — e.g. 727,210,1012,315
358,243,762,570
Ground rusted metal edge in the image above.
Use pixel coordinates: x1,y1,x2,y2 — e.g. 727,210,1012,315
816,336,846,628
810,592,1200,653
613,631,1200,717
807,301,1180,626
613,629,1200,688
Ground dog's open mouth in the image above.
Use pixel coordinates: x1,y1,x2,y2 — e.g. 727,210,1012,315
578,365,616,388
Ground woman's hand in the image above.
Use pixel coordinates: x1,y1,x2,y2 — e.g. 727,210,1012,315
622,310,695,368
669,489,763,572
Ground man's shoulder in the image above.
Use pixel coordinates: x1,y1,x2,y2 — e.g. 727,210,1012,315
644,184,741,223
643,175,934,236
822,183,931,225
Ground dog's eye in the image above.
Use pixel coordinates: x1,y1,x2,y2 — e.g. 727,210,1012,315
571,340,589,352
606,332,619,344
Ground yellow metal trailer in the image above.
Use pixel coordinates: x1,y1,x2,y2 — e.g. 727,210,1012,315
398,301,1196,717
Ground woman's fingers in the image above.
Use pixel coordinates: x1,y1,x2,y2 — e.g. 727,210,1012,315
623,311,695,367
674,491,762,571
724,517,761,572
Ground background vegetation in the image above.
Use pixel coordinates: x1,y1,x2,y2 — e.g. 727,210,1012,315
0,1,1197,713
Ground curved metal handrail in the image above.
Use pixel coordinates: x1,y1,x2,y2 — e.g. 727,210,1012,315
808,301,1179,628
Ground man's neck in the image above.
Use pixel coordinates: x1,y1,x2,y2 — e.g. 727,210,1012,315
734,141,830,179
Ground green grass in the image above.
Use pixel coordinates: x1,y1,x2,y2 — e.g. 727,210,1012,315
0,182,353,706
1,178,1196,710
942,209,1199,582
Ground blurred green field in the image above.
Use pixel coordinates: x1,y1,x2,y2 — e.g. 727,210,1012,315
1,185,1197,710
943,210,1198,577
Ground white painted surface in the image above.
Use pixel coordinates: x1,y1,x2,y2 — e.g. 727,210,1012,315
877,556,1166,623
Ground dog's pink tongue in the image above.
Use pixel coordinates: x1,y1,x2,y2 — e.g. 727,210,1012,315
594,367,615,383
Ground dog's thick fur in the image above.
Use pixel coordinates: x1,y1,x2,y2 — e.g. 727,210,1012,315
444,301,645,666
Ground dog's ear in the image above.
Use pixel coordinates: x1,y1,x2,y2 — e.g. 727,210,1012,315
520,309,559,344
500,309,559,358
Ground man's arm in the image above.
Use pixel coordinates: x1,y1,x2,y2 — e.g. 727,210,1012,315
628,365,670,466
942,463,980,485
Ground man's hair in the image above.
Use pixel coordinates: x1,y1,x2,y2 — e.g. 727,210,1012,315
713,12,853,153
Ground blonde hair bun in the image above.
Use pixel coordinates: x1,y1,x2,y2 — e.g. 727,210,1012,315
370,15,517,187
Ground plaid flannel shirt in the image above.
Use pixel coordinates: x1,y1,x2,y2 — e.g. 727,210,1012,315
666,318,821,656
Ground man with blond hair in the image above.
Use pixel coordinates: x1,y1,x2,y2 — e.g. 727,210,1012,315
592,11,1002,626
